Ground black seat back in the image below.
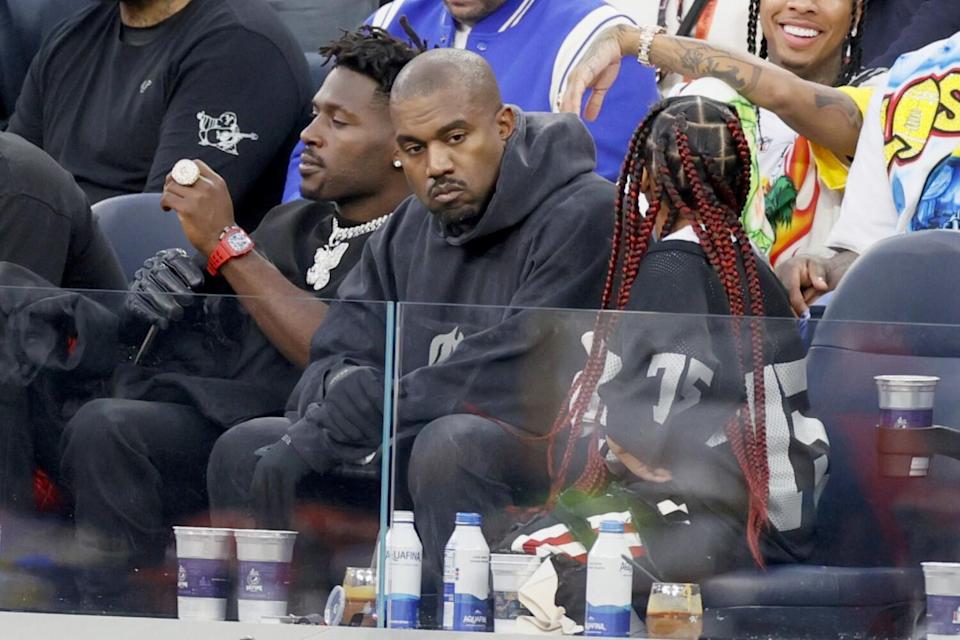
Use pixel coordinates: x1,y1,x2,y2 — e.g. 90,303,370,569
808,230,960,567
92,193,191,282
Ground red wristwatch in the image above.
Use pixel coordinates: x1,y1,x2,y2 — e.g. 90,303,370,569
206,225,254,275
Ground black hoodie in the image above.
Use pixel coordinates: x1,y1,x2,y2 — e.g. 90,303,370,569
285,108,615,472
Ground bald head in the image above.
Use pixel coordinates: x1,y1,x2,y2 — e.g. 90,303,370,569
389,48,516,227
391,48,503,114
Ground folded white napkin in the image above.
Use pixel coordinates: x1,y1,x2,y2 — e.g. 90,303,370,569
515,557,584,635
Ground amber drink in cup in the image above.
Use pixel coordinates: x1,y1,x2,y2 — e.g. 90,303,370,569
645,582,703,639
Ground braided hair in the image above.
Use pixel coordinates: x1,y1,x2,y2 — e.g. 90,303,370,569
746,0,868,85
545,96,772,567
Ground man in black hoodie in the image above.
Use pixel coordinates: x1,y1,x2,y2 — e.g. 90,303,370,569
207,49,614,588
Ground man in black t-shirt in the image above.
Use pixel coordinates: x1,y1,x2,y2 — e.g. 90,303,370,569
0,132,125,290
6,0,312,228
55,28,415,614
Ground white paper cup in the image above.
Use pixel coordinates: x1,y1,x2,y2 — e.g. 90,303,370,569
173,526,233,621
875,375,939,426
234,529,298,623
923,562,960,639
491,553,542,634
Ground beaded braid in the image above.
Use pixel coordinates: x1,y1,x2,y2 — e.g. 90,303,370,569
549,96,774,567
541,102,675,500
674,110,771,567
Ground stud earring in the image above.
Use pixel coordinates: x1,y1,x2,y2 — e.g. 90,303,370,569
393,159,402,169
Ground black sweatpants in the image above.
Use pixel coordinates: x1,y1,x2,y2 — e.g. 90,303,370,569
0,383,35,512
59,398,222,612
207,413,556,599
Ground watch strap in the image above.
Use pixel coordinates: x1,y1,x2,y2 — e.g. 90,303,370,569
206,226,254,275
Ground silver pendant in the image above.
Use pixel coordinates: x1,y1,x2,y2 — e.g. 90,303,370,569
306,241,349,291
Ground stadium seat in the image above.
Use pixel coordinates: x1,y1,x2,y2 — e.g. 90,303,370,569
700,231,960,639
91,193,191,282
266,0,380,52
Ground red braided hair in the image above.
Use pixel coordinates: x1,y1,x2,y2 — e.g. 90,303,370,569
547,96,772,567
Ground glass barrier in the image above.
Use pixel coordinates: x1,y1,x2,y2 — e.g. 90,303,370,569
389,302,960,638
0,283,391,627
5,284,960,639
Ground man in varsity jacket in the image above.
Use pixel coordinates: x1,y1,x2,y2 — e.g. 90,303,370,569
206,49,614,592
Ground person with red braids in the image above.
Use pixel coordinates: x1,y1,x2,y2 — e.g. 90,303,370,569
500,96,829,619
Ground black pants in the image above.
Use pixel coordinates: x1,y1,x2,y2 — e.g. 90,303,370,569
207,414,554,595
206,415,290,523
59,398,222,612
407,414,552,595
0,383,35,512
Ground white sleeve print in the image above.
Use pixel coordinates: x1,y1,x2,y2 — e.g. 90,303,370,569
826,83,900,255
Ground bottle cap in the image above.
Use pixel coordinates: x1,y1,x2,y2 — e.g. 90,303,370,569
455,512,482,526
393,510,415,523
599,520,625,534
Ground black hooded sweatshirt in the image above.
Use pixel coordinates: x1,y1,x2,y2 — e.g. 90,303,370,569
284,109,615,472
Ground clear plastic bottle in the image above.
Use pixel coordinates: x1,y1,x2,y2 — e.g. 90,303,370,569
585,520,633,637
451,512,489,632
442,514,461,630
386,510,422,629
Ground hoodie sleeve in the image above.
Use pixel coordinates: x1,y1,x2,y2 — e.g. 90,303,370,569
285,183,614,471
283,215,395,472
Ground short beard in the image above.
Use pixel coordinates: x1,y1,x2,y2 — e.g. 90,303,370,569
431,204,482,228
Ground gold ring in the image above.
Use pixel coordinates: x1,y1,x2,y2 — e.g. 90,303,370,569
171,159,200,186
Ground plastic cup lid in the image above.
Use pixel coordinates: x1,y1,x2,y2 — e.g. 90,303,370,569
491,553,541,564
874,375,940,386
922,562,960,571
172,526,234,537
324,585,345,626
233,528,298,539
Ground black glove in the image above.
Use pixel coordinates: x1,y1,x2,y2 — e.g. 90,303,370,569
250,434,314,529
306,365,385,448
125,248,204,330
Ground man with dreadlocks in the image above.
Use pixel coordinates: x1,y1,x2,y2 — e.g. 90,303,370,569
501,96,828,622
561,2,878,312
55,27,415,614
207,49,614,601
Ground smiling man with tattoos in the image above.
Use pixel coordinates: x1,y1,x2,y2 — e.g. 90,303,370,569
561,2,880,314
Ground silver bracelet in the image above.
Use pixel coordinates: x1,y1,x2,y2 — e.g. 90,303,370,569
636,25,666,67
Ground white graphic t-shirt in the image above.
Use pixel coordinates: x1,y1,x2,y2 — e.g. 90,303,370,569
829,33,960,254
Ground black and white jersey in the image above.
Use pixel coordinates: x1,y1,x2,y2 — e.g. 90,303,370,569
597,234,829,569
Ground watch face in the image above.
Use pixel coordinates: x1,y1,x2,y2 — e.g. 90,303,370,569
227,232,252,252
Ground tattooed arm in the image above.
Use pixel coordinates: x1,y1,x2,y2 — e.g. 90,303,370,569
560,25,863,159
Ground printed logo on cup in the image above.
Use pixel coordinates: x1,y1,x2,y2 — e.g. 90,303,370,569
177,558,230,599
238,561,291,601
880,409,933,429
928,595,960,635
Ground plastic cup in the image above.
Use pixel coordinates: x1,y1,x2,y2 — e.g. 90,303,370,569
923,562,960,639
490,553,542,634
173,526,233,621
875,375,939,428
876,375,939,477
234,528,298,623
